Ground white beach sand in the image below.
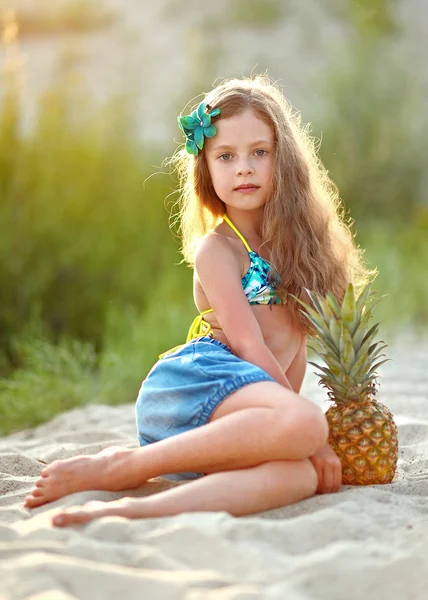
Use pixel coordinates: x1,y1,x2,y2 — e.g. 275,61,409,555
0,336,427,600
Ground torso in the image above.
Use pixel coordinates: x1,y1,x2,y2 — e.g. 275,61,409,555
193,224,304,372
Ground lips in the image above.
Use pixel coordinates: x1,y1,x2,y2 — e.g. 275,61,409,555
235,184,260,191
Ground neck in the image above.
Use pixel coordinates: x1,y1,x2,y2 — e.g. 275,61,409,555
225,207,264,239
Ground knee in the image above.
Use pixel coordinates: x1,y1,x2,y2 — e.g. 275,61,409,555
275,402,328,458
302,404,329,453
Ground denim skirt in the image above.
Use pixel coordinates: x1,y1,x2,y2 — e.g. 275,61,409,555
135,335,275,480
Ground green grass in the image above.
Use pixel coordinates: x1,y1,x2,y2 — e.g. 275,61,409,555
314,39,428,226
0,51,179,376
360,221,428,333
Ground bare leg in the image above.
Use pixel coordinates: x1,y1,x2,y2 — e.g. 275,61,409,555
51,459,318,527
25,383,327,508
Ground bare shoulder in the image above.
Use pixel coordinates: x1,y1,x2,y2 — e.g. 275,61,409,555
194,231,241,275
195,230,237,255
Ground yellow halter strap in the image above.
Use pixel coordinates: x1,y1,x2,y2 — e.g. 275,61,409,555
223,214,252,253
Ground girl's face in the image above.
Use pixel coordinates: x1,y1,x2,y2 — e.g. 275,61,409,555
204,108,274,212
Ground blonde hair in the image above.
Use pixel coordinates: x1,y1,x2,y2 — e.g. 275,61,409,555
170,75,375,332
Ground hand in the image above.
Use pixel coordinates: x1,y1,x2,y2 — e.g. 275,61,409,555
309,443,342,494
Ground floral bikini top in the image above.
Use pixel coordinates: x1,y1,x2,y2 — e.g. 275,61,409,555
159,215,283,359
225,214,281,305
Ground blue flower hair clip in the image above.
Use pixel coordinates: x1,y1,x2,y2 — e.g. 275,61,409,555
177,101,221,156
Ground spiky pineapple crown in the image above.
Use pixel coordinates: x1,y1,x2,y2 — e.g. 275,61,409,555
296,283,389,405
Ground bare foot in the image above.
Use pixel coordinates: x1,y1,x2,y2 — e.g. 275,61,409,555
51,497,143,527
24,447,144,509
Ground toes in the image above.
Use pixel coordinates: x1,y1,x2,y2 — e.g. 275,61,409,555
24,495,45,508
35,479,47,488
24,485,50,507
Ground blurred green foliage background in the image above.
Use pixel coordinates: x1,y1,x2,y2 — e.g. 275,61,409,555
0,0,427,434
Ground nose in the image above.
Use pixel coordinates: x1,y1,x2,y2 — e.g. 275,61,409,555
236,158,254,176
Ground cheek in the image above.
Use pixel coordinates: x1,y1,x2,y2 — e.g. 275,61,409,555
264,159,274,183
208,164,227,192
206,159,217,184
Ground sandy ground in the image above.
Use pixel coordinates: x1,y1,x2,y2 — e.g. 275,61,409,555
0,334,427,599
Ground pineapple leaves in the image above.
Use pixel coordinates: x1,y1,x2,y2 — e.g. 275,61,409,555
293,284,388,404
329,318,341,347
349,350,370,379
326,292,341,318
293,297,340,359
319,297,335,321
305,289,326,318
300,313,340,358
369,343,388,361
339,326,356,367
359,323,379,350
308,351,342,377
366,358,390,378
355,283,372,314
341,283,359,335
353,324,379,361
307,362,334,378
293,296,325,330
308,332,341,361
353,305,375,347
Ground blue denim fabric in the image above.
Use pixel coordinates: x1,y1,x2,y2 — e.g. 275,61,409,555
135,336,275,481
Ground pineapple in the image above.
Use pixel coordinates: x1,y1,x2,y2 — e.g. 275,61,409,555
296,283,398,485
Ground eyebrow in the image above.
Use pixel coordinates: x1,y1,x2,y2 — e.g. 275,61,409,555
209,140,274,152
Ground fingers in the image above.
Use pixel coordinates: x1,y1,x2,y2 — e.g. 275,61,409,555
333,460,342,492
52,508,91,527
309,446,343,495
319,462,342,494
52,501,113,527
321,466,334,494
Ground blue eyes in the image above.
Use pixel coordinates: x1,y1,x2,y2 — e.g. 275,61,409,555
219,149,268,161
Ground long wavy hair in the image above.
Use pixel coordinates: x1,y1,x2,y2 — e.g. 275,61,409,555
169,75,376,332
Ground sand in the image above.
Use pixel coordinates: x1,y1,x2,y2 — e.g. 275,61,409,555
0,336,427,600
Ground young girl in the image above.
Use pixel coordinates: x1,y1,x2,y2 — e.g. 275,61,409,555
25,75,372,527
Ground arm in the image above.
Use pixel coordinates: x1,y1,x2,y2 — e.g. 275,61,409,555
285,335,307,394
195,235,293,390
